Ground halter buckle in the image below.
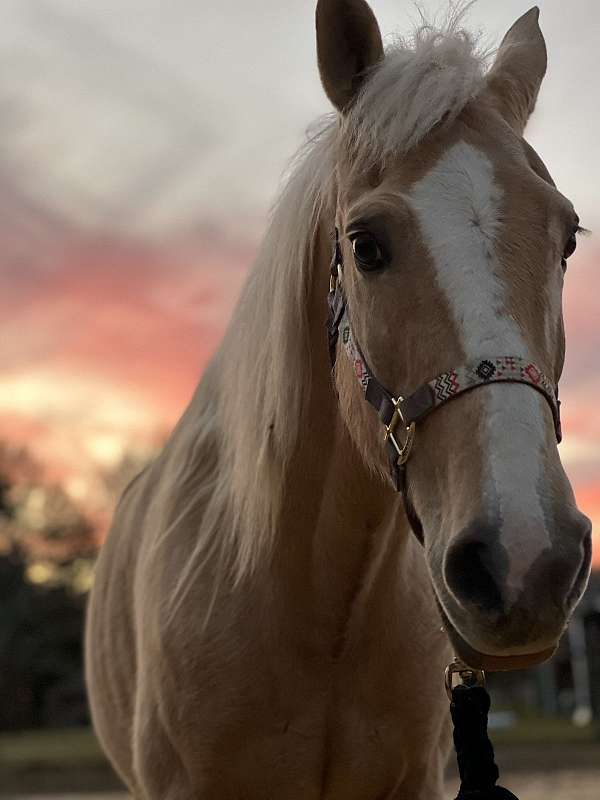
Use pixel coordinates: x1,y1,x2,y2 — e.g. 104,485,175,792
384,397,416,466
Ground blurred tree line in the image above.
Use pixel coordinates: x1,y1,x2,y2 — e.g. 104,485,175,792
0,442,151,731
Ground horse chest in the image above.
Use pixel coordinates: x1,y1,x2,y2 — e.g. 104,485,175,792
158,622,450,799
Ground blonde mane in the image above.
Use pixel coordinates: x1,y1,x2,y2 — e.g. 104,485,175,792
165,11,490,604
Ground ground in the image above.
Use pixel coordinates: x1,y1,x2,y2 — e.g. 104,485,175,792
2,727,599,799
7,772,600,800
448,770,600,799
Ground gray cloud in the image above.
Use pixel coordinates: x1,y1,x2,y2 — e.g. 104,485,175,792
0,0,597,239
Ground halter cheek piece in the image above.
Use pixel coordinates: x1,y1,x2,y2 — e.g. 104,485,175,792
327,229,563,515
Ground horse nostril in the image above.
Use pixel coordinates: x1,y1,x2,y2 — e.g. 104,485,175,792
444,536,505,613
444,514,592,620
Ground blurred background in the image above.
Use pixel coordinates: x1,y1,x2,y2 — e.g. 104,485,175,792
0,1,598,797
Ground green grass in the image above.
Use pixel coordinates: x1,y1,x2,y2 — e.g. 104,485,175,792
0,727,106,768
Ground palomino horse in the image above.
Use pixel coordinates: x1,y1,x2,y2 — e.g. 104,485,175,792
86,3,592,797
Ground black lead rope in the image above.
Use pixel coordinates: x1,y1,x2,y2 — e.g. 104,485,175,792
448,664,519,800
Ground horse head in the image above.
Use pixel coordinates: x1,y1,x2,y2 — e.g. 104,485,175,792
317,0,592,671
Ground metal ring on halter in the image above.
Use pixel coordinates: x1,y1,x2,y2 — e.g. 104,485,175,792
444,658,486,701
384,397,416,466
330,262,342,293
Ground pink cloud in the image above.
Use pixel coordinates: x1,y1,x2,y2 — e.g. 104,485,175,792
0,227,598,567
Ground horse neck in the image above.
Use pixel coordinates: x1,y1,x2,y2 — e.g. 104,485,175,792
268,218,409,621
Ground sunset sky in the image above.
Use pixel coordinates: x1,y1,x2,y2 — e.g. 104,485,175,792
0,0,598,563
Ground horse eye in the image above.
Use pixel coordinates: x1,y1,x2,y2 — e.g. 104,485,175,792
351,233,385,272
561,229,579,273
563,233,578,261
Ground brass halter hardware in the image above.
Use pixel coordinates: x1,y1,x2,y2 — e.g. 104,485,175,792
330,262,342,293
444,658,486,701
384,397,416,466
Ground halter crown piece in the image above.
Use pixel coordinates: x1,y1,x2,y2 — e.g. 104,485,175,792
327,228,563,501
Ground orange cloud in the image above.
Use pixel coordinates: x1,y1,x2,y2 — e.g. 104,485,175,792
0,232,248,485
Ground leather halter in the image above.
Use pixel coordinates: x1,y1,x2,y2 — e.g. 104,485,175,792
327,229,563,506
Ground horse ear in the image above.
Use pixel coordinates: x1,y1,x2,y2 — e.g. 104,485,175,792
485,7,547,134
316,0,384,113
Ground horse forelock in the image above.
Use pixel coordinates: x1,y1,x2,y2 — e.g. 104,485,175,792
342,7,490,166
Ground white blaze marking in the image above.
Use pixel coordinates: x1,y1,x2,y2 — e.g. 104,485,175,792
410,142,550,599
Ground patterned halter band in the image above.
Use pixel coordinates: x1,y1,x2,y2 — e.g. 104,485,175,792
327,230,563,497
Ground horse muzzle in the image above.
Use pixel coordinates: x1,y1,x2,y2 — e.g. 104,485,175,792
433,511,593,671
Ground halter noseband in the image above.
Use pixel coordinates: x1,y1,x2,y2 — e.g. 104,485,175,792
327,229,563,503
